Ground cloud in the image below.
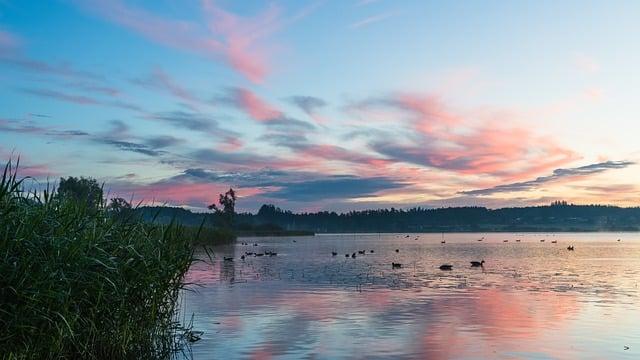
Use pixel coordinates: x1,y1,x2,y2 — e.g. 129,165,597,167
461,160,635,196
287,95,327,123
350,11,398,29
144,135,184,149
145,111,240,144
74,0,321,82
1,35,103,81
132,167,408,206
265,175,406,201
191,148,281,168
288,95,327,115
1,57,103,81
353,93,578,179
20,87,142,111
0,118,89,138
132,68,199,105
218,88,316,133
97,139,165,157
21,88,100,105
225,87,282,121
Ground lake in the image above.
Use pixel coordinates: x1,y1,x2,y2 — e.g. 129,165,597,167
180,232,640,359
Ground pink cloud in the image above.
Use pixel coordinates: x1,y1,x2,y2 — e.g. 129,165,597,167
233,88,282,121
111,181,264,208
76,0,293,82
19,164,55,178
359,94,578,180
0,149,56,178
300,144,391,169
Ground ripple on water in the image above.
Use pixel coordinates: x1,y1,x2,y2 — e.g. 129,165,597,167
181,233,640,359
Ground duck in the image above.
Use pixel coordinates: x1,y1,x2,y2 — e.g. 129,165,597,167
551,240,558,244
351,252,357,259
540,239,545,243
470,260,485,267
358,250,366,255
223,257,233,261
439,264,453,271
370,250,375,253
345,254,350,258
240,255,245,260
332,251,338,256
269,252,277,256
392,262,402,269
441,240,446,244
503,240,509,243
567,246,574,251
515,239,521,242
395,249,400,253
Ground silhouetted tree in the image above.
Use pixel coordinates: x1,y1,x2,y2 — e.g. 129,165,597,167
57,176,103,209
209,188,236,228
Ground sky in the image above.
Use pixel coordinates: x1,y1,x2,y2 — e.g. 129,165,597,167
1,0,640,212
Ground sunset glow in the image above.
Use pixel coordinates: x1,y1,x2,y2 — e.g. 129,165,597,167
2,0,639,211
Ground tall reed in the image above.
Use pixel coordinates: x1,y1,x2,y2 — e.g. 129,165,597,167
0,161,195,359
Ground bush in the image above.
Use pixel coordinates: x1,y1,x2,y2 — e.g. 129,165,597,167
0,162,194,359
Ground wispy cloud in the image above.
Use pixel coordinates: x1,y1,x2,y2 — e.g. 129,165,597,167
118,167,407,207
20,87,142,111
131,67,199,106
21,88,100,105
145,111,239,141
461,161,635,196
287,95,328,123
350,11,398,29
352,93,578,179
74,0,321,83
224,87,283,121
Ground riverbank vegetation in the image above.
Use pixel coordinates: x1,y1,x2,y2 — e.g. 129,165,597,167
0,162,195,359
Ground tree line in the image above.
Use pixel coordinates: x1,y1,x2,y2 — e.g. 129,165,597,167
54,177,640,233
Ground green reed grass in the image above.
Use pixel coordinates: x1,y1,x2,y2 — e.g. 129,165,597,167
0,161,195,359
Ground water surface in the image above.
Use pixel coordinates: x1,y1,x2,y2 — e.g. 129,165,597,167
181,232,640,359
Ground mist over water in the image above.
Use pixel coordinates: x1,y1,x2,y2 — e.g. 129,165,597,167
181,233,640,359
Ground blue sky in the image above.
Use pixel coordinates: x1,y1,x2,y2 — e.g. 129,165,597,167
1,0,640,211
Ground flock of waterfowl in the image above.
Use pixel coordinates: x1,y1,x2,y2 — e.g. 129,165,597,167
227,235,624,271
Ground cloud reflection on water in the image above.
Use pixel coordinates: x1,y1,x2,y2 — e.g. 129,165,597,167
182,233,640,359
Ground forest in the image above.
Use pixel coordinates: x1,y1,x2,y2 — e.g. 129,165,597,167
137,200,640,233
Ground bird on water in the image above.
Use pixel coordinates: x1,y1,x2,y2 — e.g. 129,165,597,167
439,264,453,271
470,260,485,267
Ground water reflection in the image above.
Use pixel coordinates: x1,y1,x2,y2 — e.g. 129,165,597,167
181,233,640,359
